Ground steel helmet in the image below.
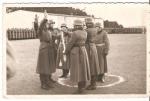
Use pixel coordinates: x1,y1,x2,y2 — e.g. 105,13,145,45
74,19,83,26
95,22,101,27
85,17,93,24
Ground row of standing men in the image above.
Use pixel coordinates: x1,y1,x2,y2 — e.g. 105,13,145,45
36,18,110,94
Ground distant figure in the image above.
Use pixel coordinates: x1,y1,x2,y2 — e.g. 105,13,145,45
36,19,56,90
94,22,110,82
34,14,39,38
85,18,100,90
65,19,91,94
7,38,16,80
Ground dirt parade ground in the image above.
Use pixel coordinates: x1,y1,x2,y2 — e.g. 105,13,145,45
7,34,146,95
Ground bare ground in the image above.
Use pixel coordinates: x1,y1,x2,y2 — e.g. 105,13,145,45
7,34,146,95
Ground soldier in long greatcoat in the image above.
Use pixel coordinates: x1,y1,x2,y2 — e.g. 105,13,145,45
85,18,100,90
94,22,110,82
65,19,91,94
36,19,56,90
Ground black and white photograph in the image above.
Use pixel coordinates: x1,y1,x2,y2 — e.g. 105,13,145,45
4,3,149,95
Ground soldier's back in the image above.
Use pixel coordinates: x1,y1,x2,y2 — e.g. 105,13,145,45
86,28,98,43
74,30,87,43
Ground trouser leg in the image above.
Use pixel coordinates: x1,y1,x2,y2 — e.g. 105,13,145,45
60,69,69,78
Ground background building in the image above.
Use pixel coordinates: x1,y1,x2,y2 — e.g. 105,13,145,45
5,10,104,29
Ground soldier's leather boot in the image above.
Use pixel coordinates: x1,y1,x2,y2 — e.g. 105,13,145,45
47,81,55,88
40,74,50,90
97,74,101,81
73,81,85,94
41,84,50,90
97,74,105,83
59,69,69,78
47,75,55,88
86,76,97,90
101,74,105,83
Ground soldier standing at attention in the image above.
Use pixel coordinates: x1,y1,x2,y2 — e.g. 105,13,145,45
57,23,71,78
65,19,91,94
95,22,110,82
85,18,100,90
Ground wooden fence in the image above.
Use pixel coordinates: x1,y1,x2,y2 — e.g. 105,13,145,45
104,28,146,34
7,28,37,40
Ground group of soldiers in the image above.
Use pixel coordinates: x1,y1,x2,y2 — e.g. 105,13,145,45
36,16,110,94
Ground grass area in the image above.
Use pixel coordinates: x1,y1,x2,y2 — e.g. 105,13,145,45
7,34,146,95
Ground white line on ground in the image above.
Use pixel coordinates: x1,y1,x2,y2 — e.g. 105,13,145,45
57,74,125,88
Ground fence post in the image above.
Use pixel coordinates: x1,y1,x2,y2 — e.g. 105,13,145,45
12,29,14,40
7,29,10,40
22,29,25,39
10,29,13,40
27,29,29,39
18,29,21,40
16,29,19,40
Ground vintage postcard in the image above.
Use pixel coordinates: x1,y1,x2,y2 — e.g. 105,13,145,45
2,3,150,97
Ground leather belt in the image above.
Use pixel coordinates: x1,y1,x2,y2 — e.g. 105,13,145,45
74,44,85,47
96,43,105,47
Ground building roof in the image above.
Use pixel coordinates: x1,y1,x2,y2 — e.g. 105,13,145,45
5,10,103,29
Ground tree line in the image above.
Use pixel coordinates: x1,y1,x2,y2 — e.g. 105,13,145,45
104,20,124,28
6,7,89,16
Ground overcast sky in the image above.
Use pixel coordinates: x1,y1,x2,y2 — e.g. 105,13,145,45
5,3,150,28
71,4,149,27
